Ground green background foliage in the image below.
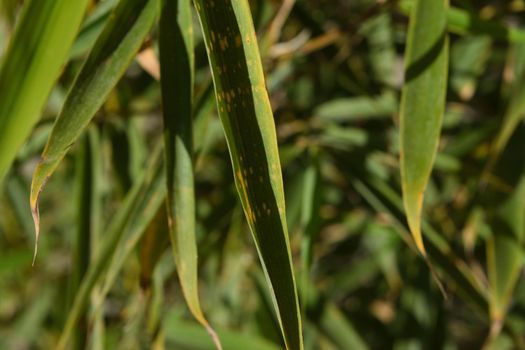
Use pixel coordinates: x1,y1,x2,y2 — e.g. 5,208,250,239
1,0,525,349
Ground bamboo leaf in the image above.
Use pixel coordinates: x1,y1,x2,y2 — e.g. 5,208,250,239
0,0,89,181
159,0,220,347
29,0,158,262
69,0,118,60
192,1,303,349
400,0,449,256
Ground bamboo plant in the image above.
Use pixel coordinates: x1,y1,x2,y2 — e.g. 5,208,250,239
1,0,525,349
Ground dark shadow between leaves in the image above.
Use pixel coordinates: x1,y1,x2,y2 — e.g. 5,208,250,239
405,31,447,83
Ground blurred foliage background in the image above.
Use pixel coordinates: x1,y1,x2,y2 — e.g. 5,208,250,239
2,0,525,349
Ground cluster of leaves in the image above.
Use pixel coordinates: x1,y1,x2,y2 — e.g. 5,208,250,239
1,0,525,349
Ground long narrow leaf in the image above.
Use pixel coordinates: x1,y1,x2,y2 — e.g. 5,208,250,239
0,0,89,181
69,0,118,60
192,1,303,349
159,0,219,347
30,0,158,260
400,0,449,256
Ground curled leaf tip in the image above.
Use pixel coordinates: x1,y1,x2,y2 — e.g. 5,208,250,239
193,310,222,350
30,163,49,266
31,202,40,266
204,323,222,350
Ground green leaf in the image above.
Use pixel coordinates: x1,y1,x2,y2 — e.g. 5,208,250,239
69,0,118,60
30,0,158,262
0,0,89,181
192,1,303,349
159,0,220,347
400,0,449,256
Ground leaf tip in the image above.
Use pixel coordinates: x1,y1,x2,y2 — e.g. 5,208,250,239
30,163,50,266
404,190,427,257
187,297,222,350
204,323,222,350
31,200,40,266
410,224,426,257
